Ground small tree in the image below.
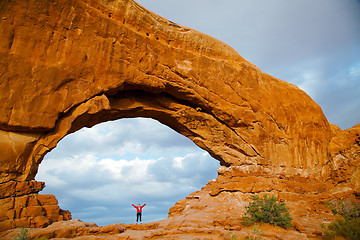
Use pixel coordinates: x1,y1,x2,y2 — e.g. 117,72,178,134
242,194,292,228
322,199,360,240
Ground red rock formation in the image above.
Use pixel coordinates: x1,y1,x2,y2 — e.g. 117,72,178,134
326,123,360,192
0,0,358,238
0,182,71,232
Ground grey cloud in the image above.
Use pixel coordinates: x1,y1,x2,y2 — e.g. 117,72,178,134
45,118,200,161
147,153,219,184
37,123,219,225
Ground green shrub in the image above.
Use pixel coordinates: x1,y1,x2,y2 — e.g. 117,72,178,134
322,199,360,240
241,194,292,228
245,225,263,240
14,227,29,240
326,199,360,220
322,217,360,240
228,231,239,240
228,225,263,240
12,227,49,240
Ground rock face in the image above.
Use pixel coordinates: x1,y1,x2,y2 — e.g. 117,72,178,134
0,0,359,237
0,182,71,231
326,124,360,191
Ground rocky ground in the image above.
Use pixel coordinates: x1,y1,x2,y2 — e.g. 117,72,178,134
0,218,326,240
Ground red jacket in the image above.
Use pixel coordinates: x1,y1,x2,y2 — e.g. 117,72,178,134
132,203,146,213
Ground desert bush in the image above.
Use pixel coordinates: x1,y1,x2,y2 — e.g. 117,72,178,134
326,199,360,220
245,225,263,240
228,231,239,240
242,194,292,228
12,227,49,240
322,217,360,240
13,227,29,240
322,199,360,240
228,225,263,240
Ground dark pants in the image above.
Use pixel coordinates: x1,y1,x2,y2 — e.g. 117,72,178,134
136,212,142,222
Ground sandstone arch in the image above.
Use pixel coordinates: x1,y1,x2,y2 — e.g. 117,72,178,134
0,0,332,181
1,0,359,234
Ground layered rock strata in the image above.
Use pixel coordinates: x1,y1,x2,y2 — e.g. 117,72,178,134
0,0,359,237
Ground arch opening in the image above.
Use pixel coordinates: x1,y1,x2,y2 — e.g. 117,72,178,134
27,89,257,182
35,117,220,225
2,87,264,231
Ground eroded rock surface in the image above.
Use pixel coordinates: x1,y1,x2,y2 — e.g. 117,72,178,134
0,0,359,238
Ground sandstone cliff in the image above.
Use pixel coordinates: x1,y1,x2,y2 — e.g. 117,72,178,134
0,0,359,238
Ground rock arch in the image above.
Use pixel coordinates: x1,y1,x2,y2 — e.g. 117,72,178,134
0,0,332,181
1,0,358,234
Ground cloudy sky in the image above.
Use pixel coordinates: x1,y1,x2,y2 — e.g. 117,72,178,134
36,118,220,225
36,0,360,226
